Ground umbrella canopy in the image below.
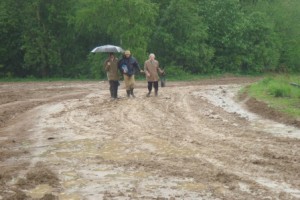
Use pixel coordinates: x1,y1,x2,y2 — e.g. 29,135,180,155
91,45,124,53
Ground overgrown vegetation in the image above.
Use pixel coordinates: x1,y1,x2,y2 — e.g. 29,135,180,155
1,0,300,79
248,75,300,118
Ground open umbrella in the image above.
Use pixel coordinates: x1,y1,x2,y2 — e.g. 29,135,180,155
91,44,124,53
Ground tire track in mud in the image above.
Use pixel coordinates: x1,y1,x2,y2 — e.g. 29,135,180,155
39,86,300,199
175,86,300,199
92,86,299,198
1,81,299,199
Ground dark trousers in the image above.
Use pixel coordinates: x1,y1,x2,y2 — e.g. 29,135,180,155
148,81,158,93
109,80,119,98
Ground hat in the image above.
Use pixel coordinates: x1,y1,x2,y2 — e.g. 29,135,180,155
124,50,131,55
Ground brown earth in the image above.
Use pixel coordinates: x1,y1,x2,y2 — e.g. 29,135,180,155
0,77,299,200
244,96,300,128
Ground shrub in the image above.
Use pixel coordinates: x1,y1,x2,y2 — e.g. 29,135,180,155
267,79,291,97
261,76,273,85
164,65,192,80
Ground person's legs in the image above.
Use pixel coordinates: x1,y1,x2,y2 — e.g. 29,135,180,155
129,75,135,97
112,80,118,99
130,89,135,97
109,80,114,98
147,82,153,97
124,75,131,97
154,81,159,96
115,81,119,98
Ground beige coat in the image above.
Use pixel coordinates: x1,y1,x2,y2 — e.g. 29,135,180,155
104,57,119,81
144,59,163,82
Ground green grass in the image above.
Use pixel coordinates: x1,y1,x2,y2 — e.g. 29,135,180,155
247,74,300,118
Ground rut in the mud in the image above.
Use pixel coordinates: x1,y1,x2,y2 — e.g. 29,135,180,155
0,79,299,199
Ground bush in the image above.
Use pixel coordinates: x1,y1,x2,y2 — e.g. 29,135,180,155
267,82,291,97
259,75,300,98
261,76,273,85
164,65,192,80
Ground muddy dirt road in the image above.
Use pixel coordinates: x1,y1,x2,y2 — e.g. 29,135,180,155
0,78,299,200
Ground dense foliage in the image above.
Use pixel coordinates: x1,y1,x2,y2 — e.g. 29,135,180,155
1,0,299,78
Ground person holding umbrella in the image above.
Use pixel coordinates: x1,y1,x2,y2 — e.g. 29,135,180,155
118,50,143,97
144,53,164,97
104,53,120,99
91,44,124,99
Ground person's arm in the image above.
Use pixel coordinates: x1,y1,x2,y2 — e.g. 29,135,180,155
104,60,110,71
133,58,143,73
144,61,150,77
157,61,165,75
106,62,111,71
118,59,124,74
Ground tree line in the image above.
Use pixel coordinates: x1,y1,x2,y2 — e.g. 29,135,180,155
1,0,299,78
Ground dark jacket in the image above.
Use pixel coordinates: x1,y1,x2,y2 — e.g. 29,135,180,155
118,55,141,76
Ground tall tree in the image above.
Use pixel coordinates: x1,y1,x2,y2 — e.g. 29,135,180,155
0,0,25,77
241,0,300,72
152,0,212,73
73,0,158,78
199,0,247,72
1,0,299,78
266,0,300,72
22,0,76,77
75,0,158,60
199,0,279,73
240,11,280,72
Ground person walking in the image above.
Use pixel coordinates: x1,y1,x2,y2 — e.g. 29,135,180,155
144,53,164,97
104,53,120,99
118,50,143,97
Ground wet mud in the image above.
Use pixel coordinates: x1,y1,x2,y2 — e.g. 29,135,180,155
0,78,299,199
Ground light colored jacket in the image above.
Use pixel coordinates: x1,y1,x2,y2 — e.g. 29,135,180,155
104,57,119,81
144,59,163,82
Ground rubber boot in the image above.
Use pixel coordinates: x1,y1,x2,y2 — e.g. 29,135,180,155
130,88,135,98
115,86,118,99
109,86,113,98
155,89,158,97
113,84,118,99
146,91,151,97
126,90,130,97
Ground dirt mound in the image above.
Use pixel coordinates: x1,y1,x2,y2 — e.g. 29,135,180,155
239,90,300,128
17,162,60,189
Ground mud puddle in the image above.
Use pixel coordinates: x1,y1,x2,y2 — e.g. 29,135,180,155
194,84,300,138
15,100,207,199
1,80,299,199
